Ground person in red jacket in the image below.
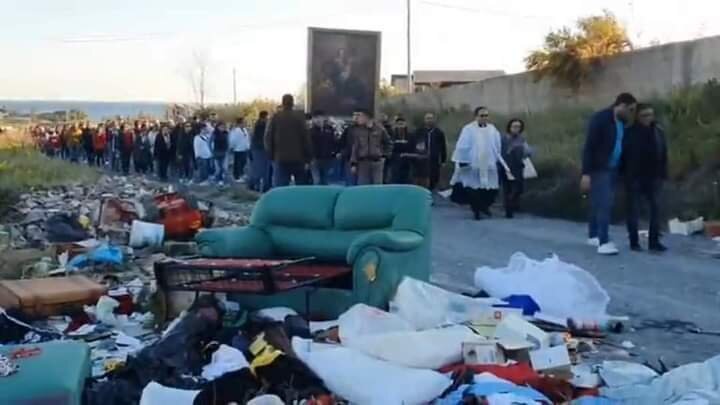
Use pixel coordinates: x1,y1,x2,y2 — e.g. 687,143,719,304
93,123,108,167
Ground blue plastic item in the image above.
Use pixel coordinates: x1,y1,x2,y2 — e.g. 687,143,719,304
68,244,123,269
494,294,541,316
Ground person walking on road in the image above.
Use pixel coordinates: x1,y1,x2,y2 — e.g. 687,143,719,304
177,120,195,183
211,121,230,186
118,124,134,175
581,92,638,255
350,108,392,185
265,94,313,187
193,124,213,184
310,111,337,185
248,111,272,192
501,118,532,218
154,124,173,181
414,112,448,191
449,107,511,220
622,104,668,252
229,117,250,182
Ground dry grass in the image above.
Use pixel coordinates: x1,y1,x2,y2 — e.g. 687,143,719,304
0,129,100,217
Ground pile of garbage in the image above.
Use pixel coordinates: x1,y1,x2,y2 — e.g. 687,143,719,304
0,175,250,253
3,252,719,404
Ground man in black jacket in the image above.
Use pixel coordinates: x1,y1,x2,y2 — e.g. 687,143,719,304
309,111,337,185
623,104,668,252
414,112,448,190
581,92,637,255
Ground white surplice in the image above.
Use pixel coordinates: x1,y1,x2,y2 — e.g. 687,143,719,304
450,121,505,190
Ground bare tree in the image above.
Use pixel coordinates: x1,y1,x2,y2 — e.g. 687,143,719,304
186,49,211,108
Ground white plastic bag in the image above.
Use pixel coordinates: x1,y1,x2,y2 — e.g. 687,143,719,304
342,325,485,369
338,304,415,342
389,277,504,330
292,337,451,405
474,253,610,321
201,344,249,381
140,382,198,405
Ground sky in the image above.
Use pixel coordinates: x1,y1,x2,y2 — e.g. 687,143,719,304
1,0,719,103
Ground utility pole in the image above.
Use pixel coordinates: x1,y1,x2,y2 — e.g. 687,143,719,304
407,0,412,94
232,68,237,104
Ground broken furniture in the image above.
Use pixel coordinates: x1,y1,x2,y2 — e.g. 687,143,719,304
0,276,107,318
154,258,352,319
0,340,91,405
195,185,432,318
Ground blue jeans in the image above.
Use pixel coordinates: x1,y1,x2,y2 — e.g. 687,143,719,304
214,154,227,183
589,170,617,245
345,162,357,186
312,159,333,185
195,158,211,183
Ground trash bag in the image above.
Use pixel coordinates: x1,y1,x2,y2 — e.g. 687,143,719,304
338,304,415,341
45,213,90,243
600,354,720,404
342,325,484,369
293,337,452,405
67,243,124,269
389,277,504,330
474,253,610,321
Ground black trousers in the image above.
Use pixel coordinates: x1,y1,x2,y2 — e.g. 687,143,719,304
120,151,132,174
502,177,525,217
158,158,170,180
625,179,662,245
233,151,248,180
180,154,194,179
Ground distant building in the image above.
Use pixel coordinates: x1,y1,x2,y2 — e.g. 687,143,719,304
391,70,506,93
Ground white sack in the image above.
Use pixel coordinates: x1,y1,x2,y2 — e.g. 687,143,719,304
474,253,610,321
338,303,415,341
292,337,451,405
389,277,503,330
601,354,720,404
140,382,199,405
344,324,485,369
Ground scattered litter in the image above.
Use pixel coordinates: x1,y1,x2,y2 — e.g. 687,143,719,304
621,340,635,349
668,217,705,236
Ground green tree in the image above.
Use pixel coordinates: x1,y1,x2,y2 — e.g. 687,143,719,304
525,11,632,90
379,78,404,99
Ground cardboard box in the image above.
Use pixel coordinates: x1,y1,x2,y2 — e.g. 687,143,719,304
497,339,534,364
471,307,524,327
530,345,572,376
494,314,550,350
462,341,506,365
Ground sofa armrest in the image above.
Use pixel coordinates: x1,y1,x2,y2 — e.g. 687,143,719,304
347,230,424,264
195,226,274,258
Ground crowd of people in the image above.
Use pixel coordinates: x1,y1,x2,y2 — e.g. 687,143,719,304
30,90,666,256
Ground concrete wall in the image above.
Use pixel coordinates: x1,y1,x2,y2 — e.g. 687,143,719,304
381,36,720,115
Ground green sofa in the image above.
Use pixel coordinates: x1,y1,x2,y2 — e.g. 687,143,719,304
195,185,431,318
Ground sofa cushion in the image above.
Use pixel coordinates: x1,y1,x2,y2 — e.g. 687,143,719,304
251,186,342,229
334,185,430,234
267,227,366,262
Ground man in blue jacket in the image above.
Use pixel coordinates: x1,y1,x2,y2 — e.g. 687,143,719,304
581,93,638,255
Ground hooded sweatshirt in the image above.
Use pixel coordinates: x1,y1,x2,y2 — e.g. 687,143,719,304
193,128,213,159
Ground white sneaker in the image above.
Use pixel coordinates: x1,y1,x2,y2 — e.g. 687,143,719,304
597,242,619,255
587,237,600,247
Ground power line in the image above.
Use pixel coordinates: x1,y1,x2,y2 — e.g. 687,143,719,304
418,0,556,21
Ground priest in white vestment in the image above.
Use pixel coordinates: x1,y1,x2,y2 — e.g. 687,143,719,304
450,106,510,220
